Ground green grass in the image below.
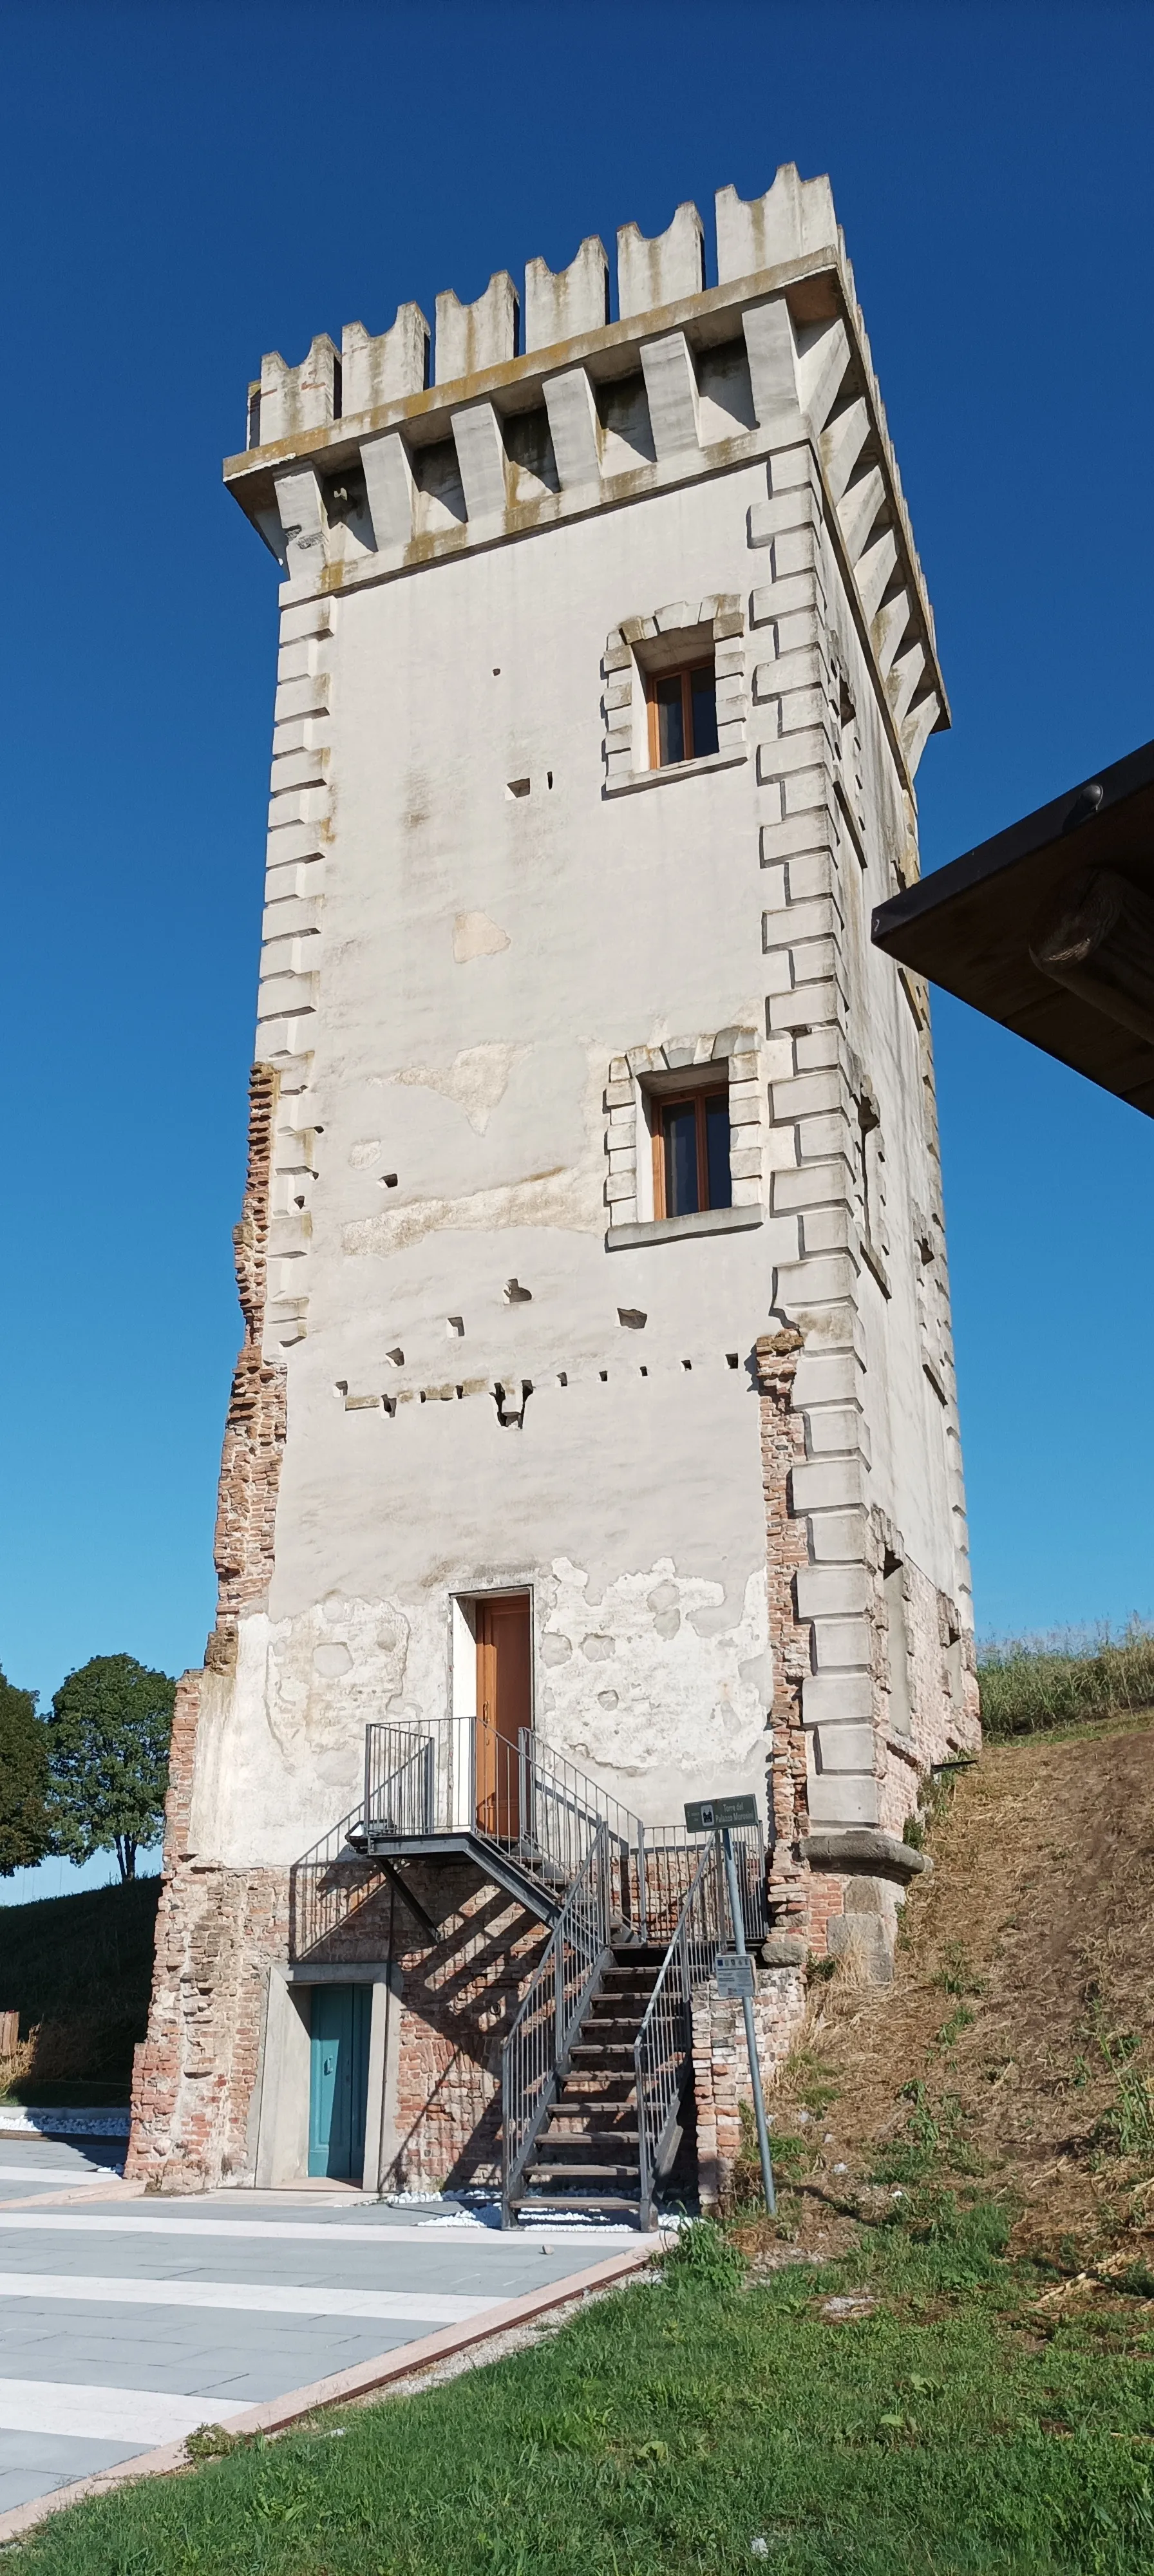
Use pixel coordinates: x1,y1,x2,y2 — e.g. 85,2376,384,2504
978,1622,1154,1739
13,2203,1154,2575
0,1877,159,2096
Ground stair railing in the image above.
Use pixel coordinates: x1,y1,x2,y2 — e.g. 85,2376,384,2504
500,1821,613,2226
363,1718,643,1926
634,1833,732,2229
517,1738,646,1933
362,1710,768,1949
364,1722,445,1836
289,1803,382,1963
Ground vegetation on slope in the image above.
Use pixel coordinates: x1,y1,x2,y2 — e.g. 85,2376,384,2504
12,1714,1154,2573
12,2204,1154,2575
755,1711,1154,2275
978,1620,1154,1738
0,1876,160,2100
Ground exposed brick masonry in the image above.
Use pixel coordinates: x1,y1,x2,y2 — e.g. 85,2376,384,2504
212,1060,287,1646
128,1064,289,2182
755,1329,818,1934
129,1856,547,2191
692,1968,806,2215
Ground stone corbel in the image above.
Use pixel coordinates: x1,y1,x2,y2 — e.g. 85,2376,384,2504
360,430,416,550
639,330,701,459
741,298,802,426
542,368,601,489
274,468,326,583
800,1827,931,1885
450,402,509,520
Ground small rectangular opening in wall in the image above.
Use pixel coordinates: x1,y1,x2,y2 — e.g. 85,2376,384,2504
506,777,531,799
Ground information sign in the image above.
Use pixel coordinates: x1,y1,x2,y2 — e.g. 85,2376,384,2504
715,1952,755,2001
683,1794,759,1833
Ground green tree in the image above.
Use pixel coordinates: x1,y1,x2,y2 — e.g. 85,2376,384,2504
48,1654,175,1882
0,1670,52,1875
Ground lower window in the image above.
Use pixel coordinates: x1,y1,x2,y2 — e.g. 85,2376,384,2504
653,1086,732,1218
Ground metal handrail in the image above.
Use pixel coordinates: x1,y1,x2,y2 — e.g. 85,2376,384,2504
288,1801,381,1963
364,1719,643,1927
500,1822,612,2224
634,1833,732,2228
364,1726,437,1837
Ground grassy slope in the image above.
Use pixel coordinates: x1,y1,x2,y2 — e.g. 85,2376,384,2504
762,1710,1154,2273
12,2232,1154,2575
12,1714,1154,2573
0,1877,160,2098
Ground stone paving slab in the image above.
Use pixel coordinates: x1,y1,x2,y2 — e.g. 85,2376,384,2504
0,2157,654,2519
0,2244,656,2541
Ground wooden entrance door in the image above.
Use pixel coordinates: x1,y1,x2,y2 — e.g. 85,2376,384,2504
475,1595,531,1840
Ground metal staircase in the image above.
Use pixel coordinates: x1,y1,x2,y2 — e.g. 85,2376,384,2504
288,1714,767,2227
503,1819,761,2226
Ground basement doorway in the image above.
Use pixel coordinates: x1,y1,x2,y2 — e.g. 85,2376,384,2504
475,1594,531,1842
307,1984,370,2179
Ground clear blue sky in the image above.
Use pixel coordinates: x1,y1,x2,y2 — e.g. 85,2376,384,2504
3,1,1152,1795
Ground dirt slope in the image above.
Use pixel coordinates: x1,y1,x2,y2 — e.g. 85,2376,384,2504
768,1715,1154,2268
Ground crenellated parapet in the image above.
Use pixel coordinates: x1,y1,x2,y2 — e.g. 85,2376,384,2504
229,165,948,786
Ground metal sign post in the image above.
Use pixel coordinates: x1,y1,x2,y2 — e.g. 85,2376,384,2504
685,1794,775,2217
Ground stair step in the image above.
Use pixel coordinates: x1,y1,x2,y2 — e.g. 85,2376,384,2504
514,2192,642,2213
529,2157,639,2181
558,2076,636,2093
541,2129,640,2148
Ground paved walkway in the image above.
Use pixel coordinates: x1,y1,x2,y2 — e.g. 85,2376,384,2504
0,2138,643,2515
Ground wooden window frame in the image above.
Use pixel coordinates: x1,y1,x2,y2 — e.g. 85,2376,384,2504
645,656,717,770
650,1081,730,1220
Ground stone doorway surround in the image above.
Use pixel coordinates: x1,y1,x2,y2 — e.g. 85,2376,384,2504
254,1964,400,2193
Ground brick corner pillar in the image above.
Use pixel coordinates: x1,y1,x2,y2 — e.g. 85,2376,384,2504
753,1329,827,1947
125,1667,203,2182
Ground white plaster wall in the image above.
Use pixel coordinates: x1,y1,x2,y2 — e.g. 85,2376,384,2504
209,467,786,1863
203,395,969,1865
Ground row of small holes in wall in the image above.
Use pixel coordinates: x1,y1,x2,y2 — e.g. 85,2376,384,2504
345,1298,744,1363
333,1352,744,1409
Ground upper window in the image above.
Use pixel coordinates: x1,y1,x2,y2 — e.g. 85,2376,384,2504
652,1082,732,1220
646,658,719,770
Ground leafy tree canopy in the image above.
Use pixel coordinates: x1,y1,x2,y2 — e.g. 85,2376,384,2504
48,1654,175,1882
0,1670,52,1876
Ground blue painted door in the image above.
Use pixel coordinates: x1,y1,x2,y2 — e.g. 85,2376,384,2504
308,1984,370,2179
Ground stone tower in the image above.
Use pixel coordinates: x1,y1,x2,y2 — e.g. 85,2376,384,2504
128,166,979,2202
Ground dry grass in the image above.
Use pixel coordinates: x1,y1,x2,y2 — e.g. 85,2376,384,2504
755,1711,1154,2277
978,1624,1154,1737
0,2018,129,2098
